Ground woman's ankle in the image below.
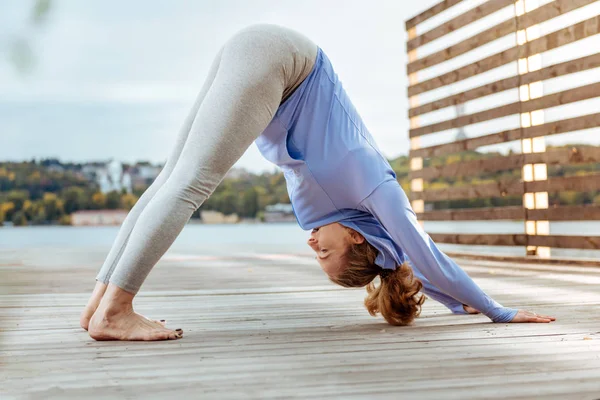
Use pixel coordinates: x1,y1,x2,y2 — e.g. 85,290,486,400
97,283,136,315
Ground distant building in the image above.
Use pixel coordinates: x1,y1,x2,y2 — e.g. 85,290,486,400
135,164,162,180
127,163,161,188
81,160,135,194
97,160,132,194
71,210,128,226
200,210,239,224
264,203,296,223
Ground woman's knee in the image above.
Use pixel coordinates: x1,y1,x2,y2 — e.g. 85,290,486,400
162,168,221,209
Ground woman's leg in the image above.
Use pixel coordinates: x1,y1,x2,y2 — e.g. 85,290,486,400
88,25,317,341
80,47,225,330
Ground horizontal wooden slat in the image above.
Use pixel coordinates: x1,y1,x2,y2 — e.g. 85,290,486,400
410,102,520,138
430,233,600,249
444,251,600,266
419,205,600,221
408,15,600,96
410,52,600,117
526,174,600,193
413,180,524,202
411,146,600,180
410,112,600,159
411,173,600,202
429,233,528,246
529,235,600,250
405,0,463,30
411,81,600,138
407,0,514,52
407,0,596,74
418,206,524,221
528,205,600,221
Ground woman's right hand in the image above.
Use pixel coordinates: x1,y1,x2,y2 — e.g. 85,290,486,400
509,310,556,323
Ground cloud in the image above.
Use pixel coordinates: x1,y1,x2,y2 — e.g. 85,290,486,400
0,0,431,171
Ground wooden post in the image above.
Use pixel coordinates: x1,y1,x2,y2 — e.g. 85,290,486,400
516,0,550,258
408,26,425,227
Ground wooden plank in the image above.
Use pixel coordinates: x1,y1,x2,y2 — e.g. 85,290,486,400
529,235,600,250
411,146,600,180
528,205,600,221
432,233,600,250
411,173,600,201
408,15,600,96
526,173,600,193
406,0,514,52
407,0,597,74
418,206,525,221
444,251,600,267
418,205,600,222
405,0,464,30
410,52,600,117
4,231,600,396
429,233,528,246
412,179,525,201
410,100,520,138
410,112,600,158
410,78,600,140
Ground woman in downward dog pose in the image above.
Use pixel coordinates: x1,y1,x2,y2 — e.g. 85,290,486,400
81,24,555,341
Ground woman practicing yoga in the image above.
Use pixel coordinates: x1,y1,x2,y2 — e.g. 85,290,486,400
81,24,555,341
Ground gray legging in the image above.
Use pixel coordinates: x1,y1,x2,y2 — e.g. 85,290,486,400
96,24,318,293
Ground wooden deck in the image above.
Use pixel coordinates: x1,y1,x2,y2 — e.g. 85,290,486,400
2,246,600,399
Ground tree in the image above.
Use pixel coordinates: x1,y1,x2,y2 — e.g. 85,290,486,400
121,193,139,210
11,210,27,226
62,187,86,214
39,192,64,221
6,0,53,75
219,192,238,215
1,202,15,222
6,190,29,211
240,187,259,218
106,191,121,209
90,192,107,209
31,206,47,225
22,199,35,220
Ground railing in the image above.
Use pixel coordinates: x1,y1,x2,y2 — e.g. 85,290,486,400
406,0,600,261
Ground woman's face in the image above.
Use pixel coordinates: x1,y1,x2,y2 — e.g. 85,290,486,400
307,223,364,278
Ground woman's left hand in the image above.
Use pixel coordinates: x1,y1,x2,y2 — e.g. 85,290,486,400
509,309,556,323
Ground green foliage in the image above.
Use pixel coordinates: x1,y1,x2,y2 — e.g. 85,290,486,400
62,187,87,214
11,210,27,226
240,187,259,218
6,190,29,211
32,0,52,24
105,191,122,209
0,144,597,225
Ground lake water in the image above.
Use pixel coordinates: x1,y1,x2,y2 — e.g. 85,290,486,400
0,221,598,260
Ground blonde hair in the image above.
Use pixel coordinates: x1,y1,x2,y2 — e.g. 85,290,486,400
330,236,425,326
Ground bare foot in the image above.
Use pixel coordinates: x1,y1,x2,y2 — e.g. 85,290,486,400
80,281,107,330
81,281,166,330
88,284,182,341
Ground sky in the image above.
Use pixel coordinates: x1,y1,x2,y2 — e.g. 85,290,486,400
0,0,439,172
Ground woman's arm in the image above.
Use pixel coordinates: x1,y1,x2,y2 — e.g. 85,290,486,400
358,180,518,323
405,256,468,315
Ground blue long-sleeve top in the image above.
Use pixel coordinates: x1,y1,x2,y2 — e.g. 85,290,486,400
255,47,518,323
